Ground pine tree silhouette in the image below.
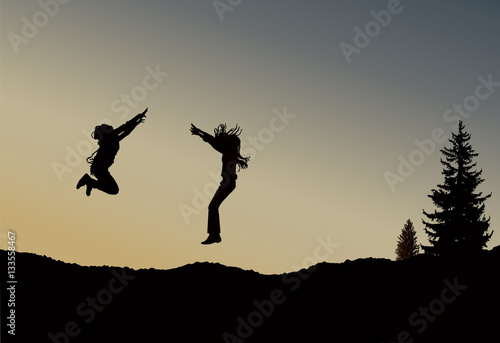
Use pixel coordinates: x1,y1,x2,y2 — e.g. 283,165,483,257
395,219,419,260
422,121,493,257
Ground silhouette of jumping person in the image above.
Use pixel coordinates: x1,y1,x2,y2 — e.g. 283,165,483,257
76,108,148,196
191,123,250,244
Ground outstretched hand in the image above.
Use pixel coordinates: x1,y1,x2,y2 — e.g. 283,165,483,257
191,124,202,136
138,108,148,123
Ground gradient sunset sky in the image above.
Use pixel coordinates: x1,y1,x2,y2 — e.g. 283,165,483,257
1,0,499,274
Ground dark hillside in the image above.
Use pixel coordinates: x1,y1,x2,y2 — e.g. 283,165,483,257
1,247,498,342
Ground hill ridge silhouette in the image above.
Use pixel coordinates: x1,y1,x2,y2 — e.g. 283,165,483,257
1,248,498,342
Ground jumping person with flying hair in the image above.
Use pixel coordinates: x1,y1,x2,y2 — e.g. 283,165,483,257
191,123,250,244
76,108,148,196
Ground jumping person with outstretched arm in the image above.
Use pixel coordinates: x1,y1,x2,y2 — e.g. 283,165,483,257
76,108,148,196
191,123,250,244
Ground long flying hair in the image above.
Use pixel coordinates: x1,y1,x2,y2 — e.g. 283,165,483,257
214,124,250,170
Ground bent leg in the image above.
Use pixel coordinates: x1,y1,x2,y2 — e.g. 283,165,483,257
93,169,119,195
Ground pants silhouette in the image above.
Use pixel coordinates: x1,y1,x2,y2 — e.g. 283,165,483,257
89,165,119,195
208,179,236,234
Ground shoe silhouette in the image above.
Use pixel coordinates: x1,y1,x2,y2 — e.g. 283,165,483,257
201,234,222,245
76,174,90,190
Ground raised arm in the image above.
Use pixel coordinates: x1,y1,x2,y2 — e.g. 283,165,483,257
116,108,148,141
190,124,223,153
